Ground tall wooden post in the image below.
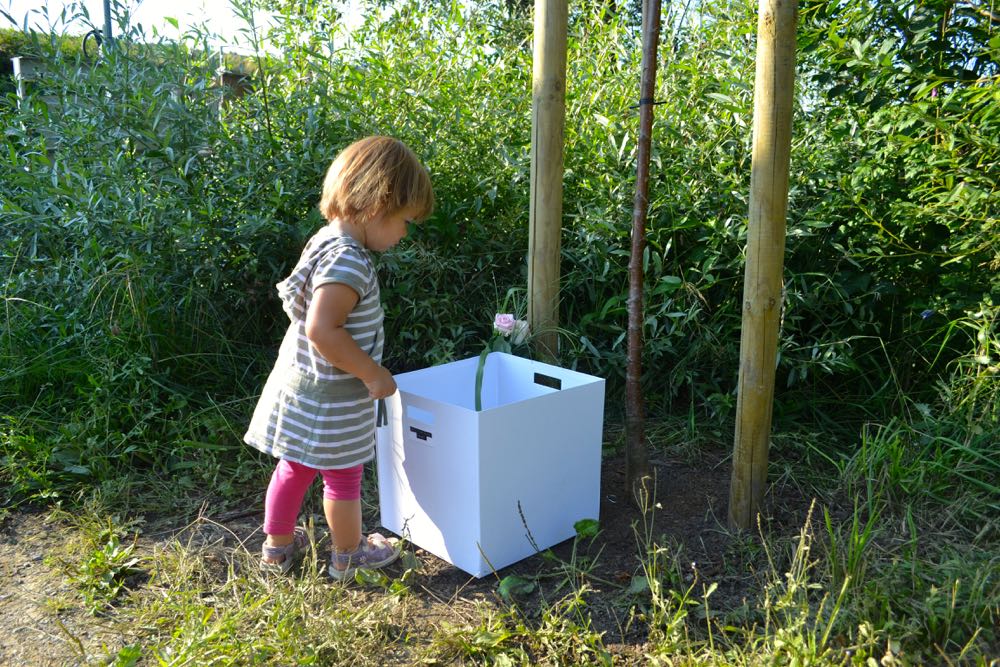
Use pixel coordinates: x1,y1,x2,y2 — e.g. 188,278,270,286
528,0,567,360
728,0,798,530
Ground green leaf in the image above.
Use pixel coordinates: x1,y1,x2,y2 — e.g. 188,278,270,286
626,575,649,595
497,575,537,600
388,580,410,596
470,629,509,647
400,550,421,572
110,645,142,667
574,518,599,538
580,336,602,358
474,347,490,411
706,92,738,109
354,568,390,587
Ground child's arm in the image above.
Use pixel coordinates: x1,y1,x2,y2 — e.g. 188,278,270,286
305,283,396,399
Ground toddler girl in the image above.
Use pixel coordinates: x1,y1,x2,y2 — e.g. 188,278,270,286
244,136,433,578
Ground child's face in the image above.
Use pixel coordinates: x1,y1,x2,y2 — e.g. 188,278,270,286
366,207,416,251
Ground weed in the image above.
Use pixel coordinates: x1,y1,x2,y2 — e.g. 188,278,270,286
74,527,142,614
42,510,144,614
823,498,880,595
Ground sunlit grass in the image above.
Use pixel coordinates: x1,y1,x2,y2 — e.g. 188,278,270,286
31,442,996,667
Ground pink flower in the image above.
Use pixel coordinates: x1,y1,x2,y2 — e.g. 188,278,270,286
494,313,516,335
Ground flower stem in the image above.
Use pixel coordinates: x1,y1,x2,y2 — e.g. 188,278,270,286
475,348,491,411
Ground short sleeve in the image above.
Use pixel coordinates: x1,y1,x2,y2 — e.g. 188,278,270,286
311,246,372,299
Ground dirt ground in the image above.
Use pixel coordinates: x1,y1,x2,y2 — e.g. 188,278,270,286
0,450,813,665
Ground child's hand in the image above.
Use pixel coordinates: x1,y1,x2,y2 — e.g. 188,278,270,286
364,366,397,399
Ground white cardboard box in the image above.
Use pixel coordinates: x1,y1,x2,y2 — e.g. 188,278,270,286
376,352,605,577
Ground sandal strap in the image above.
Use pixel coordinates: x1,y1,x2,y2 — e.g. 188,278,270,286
331,534,397,566
261,527,309,559
262,543,292,559
331,541,365,564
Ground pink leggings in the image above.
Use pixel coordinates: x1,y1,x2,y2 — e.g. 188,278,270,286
263,459,363,535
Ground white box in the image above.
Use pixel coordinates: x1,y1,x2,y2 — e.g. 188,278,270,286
376,352,605,577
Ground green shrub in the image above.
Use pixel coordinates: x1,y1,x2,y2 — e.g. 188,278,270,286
1,0,996,511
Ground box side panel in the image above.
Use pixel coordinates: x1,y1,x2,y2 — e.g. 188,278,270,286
494,354,604,407
376,390,485,576
476,381,605,573
393,357,481,409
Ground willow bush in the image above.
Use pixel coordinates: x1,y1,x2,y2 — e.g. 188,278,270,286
1,0,997,509
1,19,297,504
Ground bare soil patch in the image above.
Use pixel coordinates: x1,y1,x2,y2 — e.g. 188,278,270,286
0,509,125,666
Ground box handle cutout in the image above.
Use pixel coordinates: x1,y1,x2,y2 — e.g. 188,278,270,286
533,372,562,390
409,426,433,441
407,405,435,425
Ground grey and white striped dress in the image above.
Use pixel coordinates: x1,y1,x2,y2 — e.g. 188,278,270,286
244,226,384,469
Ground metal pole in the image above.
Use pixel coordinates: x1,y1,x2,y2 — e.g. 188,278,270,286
103,0,113,47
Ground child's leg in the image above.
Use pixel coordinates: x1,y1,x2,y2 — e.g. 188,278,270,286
263,459,317,558
319,465,363,552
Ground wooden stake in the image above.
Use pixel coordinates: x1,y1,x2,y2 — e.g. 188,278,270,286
528,0,567,361
626,0,661,508
728,0,798,530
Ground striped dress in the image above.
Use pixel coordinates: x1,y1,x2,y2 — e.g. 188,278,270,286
244,225,384,469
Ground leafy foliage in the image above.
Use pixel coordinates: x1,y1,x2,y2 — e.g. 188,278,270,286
0,0,994,489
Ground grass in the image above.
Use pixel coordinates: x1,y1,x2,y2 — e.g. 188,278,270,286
45,513,415,665
16,414,995,666
5,337,996,665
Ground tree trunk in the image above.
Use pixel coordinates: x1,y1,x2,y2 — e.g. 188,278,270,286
625,0,661,509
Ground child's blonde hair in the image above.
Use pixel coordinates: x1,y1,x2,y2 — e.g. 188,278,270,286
319,136,434,225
